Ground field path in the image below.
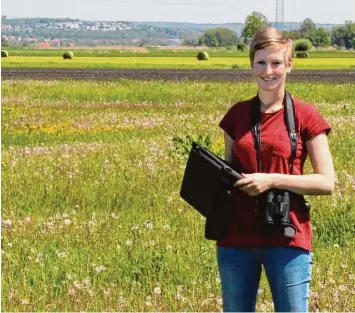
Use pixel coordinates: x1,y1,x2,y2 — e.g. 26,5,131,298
2,68,355,83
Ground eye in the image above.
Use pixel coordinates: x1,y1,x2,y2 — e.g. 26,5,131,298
272,61,282,65
257,61,265,65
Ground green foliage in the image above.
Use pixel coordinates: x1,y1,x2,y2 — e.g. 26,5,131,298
294,39,313,51
231,64,241,69
172,134,212,156
307,28,331,48
332,21,355,49
295,51,309,58
196,51,209,60
236,42,247,52
198,28,238,48
241,11,270,41
1,50,9,57
63,51,74,59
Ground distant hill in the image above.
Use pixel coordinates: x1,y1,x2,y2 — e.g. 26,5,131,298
1,17,343,47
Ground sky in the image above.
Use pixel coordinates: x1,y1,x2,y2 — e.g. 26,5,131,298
1,0,354,24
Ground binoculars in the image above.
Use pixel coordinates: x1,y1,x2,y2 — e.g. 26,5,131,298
265,189,297,238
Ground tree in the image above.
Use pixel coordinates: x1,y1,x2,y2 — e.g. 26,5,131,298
241,11,270,42
307,28,331,48
332,21,355,49
199,28,238,47
299,18,316,37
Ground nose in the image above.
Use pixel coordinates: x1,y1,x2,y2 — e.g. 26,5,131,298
264,63,273,74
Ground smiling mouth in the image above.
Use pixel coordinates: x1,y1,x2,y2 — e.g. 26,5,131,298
262,77,276,82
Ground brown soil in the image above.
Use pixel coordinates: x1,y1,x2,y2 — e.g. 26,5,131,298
2,68,355,83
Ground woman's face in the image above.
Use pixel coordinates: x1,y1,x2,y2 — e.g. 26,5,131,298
252,45,292,93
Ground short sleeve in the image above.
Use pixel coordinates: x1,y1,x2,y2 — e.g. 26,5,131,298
300,103,331,142
219,104,238,140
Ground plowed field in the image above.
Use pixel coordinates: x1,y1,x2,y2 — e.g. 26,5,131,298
2,67,355,82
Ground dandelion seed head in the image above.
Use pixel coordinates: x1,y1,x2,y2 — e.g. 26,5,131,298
153,287,161,295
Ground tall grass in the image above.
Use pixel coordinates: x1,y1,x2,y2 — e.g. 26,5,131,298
1,79,355,312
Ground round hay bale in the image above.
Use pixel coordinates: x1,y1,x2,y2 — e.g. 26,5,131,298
1,50,9,58
197,51,209,61
63,51,74,59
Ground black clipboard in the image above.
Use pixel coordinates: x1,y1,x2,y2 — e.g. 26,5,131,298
180,142,242,219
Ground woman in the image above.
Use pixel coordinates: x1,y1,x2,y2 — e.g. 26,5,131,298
217,27,334,312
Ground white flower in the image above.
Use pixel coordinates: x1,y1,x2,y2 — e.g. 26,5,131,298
2,219,12,227
25,216,31,223
146,221,154,230
73,281,82,289
145,301,152,307
64,219,71,225
95,265,106,273
153,287,161,295
333,244,340,248
7,242,13,247
116,244,121,249
126,240,133,246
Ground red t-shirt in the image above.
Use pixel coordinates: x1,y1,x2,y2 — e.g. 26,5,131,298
218,96,331,251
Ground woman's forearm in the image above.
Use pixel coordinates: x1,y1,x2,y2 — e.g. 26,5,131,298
270,173,335,195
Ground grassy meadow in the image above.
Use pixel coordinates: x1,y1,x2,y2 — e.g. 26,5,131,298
2,55,355,70
1,78,355,312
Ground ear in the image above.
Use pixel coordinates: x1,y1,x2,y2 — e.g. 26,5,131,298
286,57,293,74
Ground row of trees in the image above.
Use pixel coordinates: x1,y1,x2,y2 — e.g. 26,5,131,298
193,11,355,50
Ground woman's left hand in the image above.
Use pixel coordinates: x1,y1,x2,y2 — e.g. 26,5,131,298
235,173,274,196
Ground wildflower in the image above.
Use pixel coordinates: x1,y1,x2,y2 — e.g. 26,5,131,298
95,265,106,273
145,301,152,307
153,287,161,295
338,285,346,291
116,244,121,249
7,242,13,247
64,219,71,225
258,288,263,294
126,240,133,246
73,281,82,289
111,213,118,219
146,221,154,230
216,297,223,305
2,219,12,227
104,289,110,295
25,216,31,223
333,244,340,248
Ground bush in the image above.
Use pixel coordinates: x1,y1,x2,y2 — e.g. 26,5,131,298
1,50,9,57
196,51,209,61
231,64,241,69
294,39,313,51
236,42,247,52
295,51,309,58
63,51,74,59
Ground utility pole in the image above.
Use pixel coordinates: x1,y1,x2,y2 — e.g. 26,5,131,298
275,0,284,30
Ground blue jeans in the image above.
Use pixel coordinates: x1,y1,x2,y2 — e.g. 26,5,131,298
217,246,312,312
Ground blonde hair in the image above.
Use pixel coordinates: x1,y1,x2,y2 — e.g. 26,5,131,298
249,27,293,66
